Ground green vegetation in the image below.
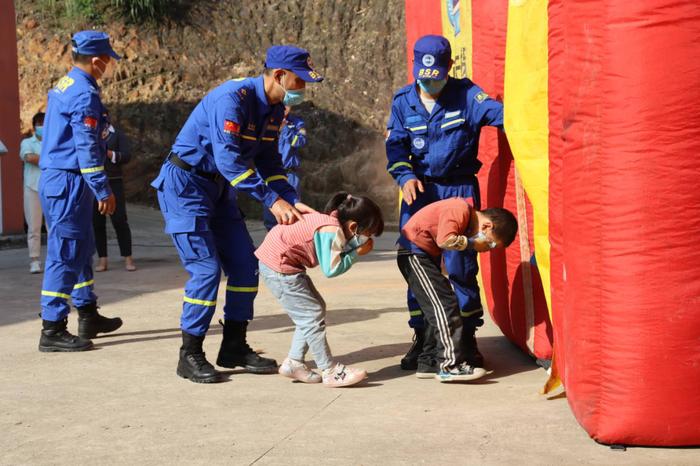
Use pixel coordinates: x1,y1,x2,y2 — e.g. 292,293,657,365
37,0,188,25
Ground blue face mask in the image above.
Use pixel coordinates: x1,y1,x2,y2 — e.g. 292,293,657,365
35,126,43,138
344,232,370,253
280,74,305,107
417,78,447,95
283,88,305,106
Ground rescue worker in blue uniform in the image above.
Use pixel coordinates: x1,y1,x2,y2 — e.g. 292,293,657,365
385,35,504,371
262,106,307,230
151,45,323,383
38,31,123,352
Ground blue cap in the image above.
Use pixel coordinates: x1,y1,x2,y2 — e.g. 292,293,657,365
265,45,323,82
413,35,451,80
71,31,121,60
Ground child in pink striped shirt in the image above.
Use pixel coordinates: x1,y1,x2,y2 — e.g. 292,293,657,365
255,192,384,387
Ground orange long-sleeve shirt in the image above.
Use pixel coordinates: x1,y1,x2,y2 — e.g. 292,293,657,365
401,197,473,257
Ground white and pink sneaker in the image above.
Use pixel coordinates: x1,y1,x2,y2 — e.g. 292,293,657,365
322,363,368,388
278,358,321,383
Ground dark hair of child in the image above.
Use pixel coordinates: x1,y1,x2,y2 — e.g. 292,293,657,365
324,192,384,237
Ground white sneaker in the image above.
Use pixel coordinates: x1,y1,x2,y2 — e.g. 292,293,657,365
278,358,321,383
322,363,368,388
29,260,41,274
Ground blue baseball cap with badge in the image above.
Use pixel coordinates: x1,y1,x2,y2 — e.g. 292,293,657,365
413,35,452,80
265,45,324,82
72,31,121,60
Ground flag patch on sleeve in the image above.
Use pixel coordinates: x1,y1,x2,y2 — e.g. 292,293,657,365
224,120,240,135
83,116,98,129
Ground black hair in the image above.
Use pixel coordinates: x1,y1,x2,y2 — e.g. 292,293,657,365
482,208,518,247
324,192,384,236
71,51,96,64
32,112,45,128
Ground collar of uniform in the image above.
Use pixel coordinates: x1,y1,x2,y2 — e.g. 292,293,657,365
253,75,272,112
70,66,100,92
407,79,454,120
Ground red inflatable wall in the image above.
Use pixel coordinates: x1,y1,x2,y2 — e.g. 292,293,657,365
0,0,24,234
550,0,700,446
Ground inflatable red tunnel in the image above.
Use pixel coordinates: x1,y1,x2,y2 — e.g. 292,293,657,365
404,0,700,446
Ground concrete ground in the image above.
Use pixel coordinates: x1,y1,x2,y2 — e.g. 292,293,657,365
0,205,696,466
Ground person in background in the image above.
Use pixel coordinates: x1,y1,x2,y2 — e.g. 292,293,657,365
93,117,136,272
262,106,307,231
20,112,46,274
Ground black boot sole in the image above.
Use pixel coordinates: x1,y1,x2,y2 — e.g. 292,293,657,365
216,358,278,374
78,319,123,339
38,342,93,352
176,367,221,383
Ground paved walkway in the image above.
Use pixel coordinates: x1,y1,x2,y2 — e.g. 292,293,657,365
0,205,695,465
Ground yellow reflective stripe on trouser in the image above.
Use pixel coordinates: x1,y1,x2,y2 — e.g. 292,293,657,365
80,166,105,174
264,175,288,184
291,135,299,146
261,137,275,142
226,286,258,292
389,161,413,172
240,135,257,141
230,169,255,187
41,290,71,300
183,296,217,306
73,279,94,290
409,309,422,316
460,309,482,317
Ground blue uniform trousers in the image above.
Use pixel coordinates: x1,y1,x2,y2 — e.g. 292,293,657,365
399,176,484,331
153,161,258,336
263,170,300,231
39,169,98,321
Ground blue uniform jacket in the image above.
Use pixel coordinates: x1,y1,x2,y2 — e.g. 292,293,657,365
39,67,111,200
385,77,504,187
278,114,307,170
170,75,297,208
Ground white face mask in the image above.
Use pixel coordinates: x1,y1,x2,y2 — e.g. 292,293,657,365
94,58,115,80
468,231,497,250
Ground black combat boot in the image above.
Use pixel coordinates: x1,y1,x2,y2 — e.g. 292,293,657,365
39,318,93,352
216,320,277,374
76,302,123,339
400,327,425,371
176,331,220,383
462,329,485,368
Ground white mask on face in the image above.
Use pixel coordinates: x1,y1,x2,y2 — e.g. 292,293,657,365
468,231,497,250
94,58,114,80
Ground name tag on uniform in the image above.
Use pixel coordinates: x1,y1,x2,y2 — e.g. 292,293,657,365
445,110,461,119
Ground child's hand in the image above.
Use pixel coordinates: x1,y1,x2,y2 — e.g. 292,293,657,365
357,238,374,256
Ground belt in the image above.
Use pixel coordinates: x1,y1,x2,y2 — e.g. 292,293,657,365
167,152,220,181
416,173,476,185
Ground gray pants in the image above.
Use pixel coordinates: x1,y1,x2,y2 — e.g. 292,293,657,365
259,262,333,370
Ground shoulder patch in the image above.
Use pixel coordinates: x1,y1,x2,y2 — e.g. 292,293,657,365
55,76,75,93
474,91,489,103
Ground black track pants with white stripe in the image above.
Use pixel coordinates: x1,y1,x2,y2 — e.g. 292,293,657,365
397,251,465,371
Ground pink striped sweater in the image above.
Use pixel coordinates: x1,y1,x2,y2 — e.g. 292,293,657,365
255,211,342,274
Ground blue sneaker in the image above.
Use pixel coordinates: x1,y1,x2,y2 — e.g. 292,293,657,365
435,363,486,382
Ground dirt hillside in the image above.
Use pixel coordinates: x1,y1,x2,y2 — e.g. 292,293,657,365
15,1,406,219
